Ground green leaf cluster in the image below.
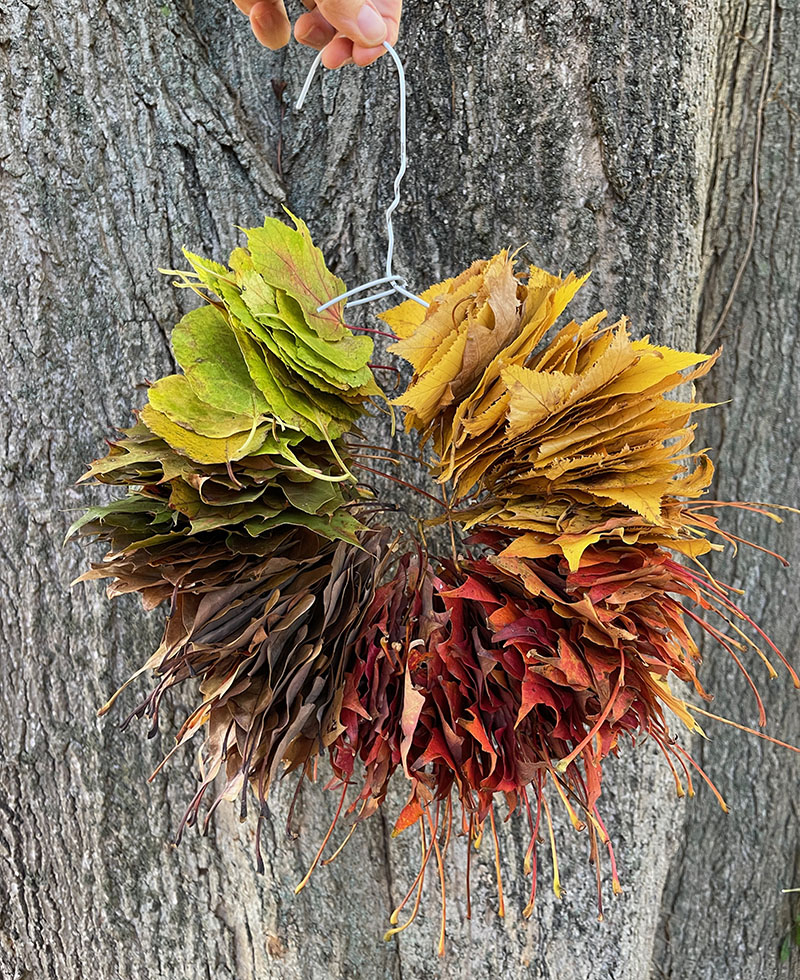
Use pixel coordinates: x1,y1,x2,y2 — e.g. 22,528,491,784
70,213,381,597
157,210,381,459
69,421,364,551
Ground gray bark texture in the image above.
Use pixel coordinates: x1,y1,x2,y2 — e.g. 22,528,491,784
1,0,798,977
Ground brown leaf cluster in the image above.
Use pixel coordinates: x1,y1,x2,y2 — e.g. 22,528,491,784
107,528,389,865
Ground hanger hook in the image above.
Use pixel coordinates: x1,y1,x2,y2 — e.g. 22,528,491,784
295,42,429,312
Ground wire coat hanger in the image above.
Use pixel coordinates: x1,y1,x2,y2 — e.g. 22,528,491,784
295,42,429,313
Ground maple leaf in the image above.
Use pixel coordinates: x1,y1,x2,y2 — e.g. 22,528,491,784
162,213,381,448
324,520,794,935
72,214,388,587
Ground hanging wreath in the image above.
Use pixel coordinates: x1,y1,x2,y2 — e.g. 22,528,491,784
70,213,798,946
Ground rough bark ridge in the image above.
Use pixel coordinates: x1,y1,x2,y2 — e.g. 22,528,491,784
0,1,796,978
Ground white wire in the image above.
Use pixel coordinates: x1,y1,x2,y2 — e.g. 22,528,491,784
295,42,429,313
295,51,323,112
316,275,407,312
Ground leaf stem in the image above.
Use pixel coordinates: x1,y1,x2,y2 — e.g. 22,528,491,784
353,462,448,511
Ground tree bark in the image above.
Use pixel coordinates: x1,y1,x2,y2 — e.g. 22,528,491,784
0,1,797,978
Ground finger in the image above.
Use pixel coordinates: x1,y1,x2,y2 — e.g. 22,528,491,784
249,0,292,49
232,0,257,13
316,0,387,47
321,35,355,69
377,0,401,42
351,43,387,66
351,7,398,65
351,1,400,64
295,10,337,50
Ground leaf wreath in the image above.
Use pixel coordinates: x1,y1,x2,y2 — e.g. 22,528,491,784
69,214,799,949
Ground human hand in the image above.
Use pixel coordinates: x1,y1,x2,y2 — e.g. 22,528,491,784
232,0,402,69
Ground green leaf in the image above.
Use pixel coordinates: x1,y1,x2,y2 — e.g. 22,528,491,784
244,508,363,545
280,477,343,515
233,325,354,441
171,305,270,417
188,509,283,536
270,289,374,377
228,322,313,435
195,476,275,507
140,404,268,464
250,430,306,456
181,249,233,291
66,495,170,540
147,374,259,438
245,211,349,342
236,266,280,320
79,439,167,483
119,527,192,554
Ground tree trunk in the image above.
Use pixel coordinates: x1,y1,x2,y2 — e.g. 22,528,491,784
1,0,797,977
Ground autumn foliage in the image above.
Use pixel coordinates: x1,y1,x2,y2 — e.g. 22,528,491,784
71,216,797,948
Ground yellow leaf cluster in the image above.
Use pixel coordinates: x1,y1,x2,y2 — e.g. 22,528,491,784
384,255,722,565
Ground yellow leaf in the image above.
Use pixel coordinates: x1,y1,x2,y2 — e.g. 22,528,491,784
560,533,603,570
378,277,457,339
600,344,711,399
388,272,483,371
503,364,573,434
393,329,470,427
380,258,487,339
586,484,665,523
498,535,562,561
140,404,267,464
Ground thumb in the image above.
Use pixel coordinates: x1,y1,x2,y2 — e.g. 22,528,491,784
316,0,387,47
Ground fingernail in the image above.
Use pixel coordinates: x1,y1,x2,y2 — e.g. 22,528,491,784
356,4,386,45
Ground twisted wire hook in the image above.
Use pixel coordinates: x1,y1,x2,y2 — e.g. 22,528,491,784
295,42,429,313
